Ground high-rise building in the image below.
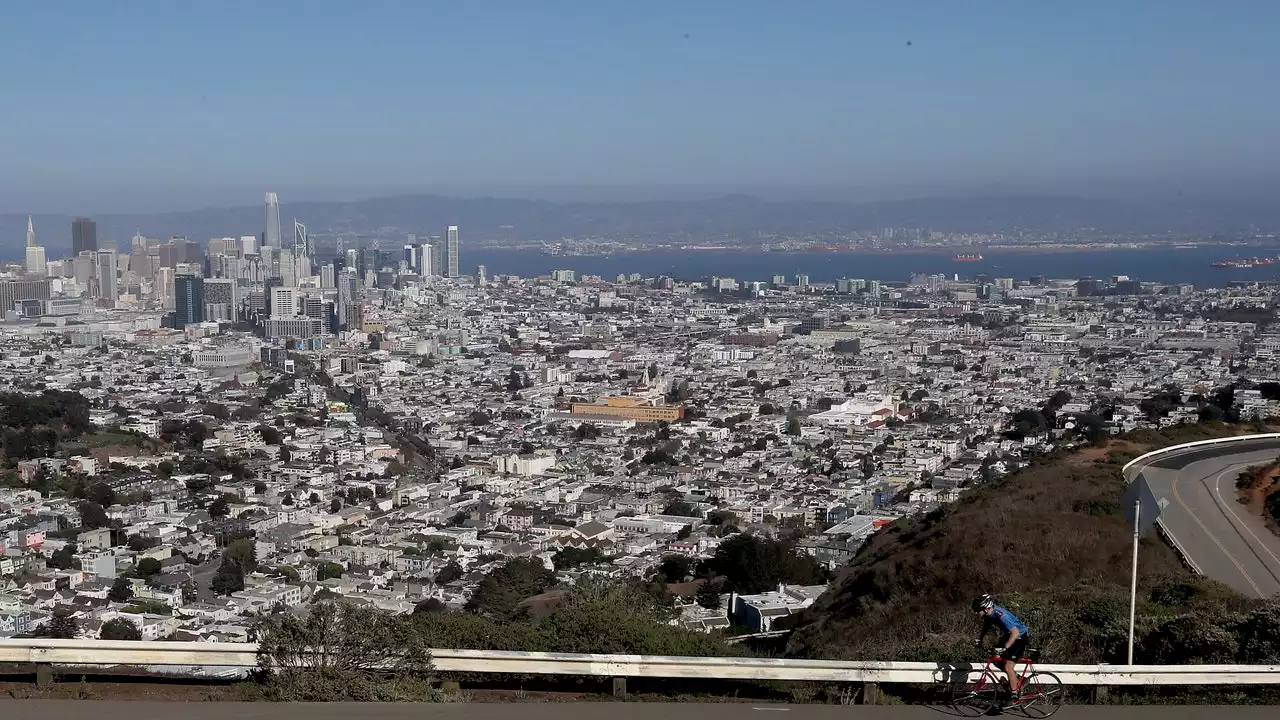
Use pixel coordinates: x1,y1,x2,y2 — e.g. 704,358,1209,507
270,286,299,319
420,243,434,277
95,250,118,305
294,220,310,256
477,265,487,286
174,275,204,327
320,264,335,289
202,278,236,322
72,217,98,256
26,216,35,248
264,192,281,249
0,279,50,314
446,225,460,278
25,246,46,277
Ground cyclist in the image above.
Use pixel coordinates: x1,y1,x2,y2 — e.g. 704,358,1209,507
972,593,1030,695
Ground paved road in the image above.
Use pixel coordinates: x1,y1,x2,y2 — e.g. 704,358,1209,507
1128,438,1280,598
0,702,1276,720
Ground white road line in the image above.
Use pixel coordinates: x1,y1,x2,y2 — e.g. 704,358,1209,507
1211,464,1280,572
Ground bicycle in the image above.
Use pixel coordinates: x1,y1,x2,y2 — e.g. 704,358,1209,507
949,647,1064,717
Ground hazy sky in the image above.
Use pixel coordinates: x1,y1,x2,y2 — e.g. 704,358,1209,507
5,1,1279,211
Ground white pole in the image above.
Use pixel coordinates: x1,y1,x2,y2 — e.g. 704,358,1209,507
1127,498,1140,665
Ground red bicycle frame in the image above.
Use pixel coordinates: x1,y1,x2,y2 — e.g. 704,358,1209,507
969,654,1036,695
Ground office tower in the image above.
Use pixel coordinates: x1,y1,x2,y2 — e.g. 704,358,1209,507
72,217,98,256
270,286,299,319
155,267,176,309
202,277,237,322
0,279,51,314
239,235,257,257
264,276,283,317
25,246,46,277
174,275,204,327
420,243,434,276
336,269,356,329
477,265,487,286
178,237,201,264
303,294,324,321
95,250,118,305
446,225,460,277
403,244,417,273
428,237,442,276
26,216,35,248
294,220,311,256
320,264,335,289
264,192,281,249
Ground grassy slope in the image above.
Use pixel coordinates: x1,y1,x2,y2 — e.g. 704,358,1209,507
785,424,1267,663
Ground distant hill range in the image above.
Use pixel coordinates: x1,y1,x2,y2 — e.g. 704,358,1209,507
4,192,1278,258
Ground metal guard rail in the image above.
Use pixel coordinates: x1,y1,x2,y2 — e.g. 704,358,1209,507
1,640,1278,686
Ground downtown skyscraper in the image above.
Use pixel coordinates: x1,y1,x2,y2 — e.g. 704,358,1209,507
264,192,281,249
446,225,460,278
72,217,98,256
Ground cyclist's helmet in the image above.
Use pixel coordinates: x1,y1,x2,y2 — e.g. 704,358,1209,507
971,593,995,612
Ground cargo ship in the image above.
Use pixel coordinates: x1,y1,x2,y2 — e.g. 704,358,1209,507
953,253,984,262
1211,256,1278,268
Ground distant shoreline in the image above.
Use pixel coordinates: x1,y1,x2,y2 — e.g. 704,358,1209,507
482,242,1280,258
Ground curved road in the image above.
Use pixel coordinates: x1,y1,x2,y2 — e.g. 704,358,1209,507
1127,438,1280,598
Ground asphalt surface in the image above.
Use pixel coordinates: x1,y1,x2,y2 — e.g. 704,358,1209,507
0,702,1275,720
1128,438,1280,598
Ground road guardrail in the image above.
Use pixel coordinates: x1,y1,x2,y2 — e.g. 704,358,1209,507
1,639,1279,688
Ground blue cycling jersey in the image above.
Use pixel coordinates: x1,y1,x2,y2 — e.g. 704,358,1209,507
988,605,1029,636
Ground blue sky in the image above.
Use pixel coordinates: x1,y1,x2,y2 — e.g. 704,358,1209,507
4,1,1279,211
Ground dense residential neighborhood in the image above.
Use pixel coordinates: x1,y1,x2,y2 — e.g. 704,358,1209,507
0,253,1275,643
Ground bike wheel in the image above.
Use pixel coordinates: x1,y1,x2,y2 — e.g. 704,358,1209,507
951,679,1001,717
1017,671,1065,718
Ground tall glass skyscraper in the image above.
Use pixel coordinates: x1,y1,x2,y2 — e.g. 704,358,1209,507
264,192,281,249
174,275,204,327
446,225,460,278
72,217,98,256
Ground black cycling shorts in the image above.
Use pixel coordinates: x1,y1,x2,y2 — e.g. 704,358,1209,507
997,635,1030,663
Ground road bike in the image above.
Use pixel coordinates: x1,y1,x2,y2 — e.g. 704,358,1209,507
949,647,1064,717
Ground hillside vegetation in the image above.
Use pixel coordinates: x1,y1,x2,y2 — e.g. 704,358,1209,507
785,423,1280,665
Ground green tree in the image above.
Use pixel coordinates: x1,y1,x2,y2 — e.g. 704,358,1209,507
464,558,556,619
255,601,436,701
78,500,110,529
225,538,257,573
209,495,230,518
108,576,134,603
434,562,463,585
100,617,142,640
317,562,344,581
47,608,78,639
696,579,723,609
413,598,447,615
135,557,163,577
48,542,78,570
705,534,828,594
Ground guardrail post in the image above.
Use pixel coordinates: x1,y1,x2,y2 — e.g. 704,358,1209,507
861,681,880,705
612,677,627,698
35,663,52,687
1092,685,1109,704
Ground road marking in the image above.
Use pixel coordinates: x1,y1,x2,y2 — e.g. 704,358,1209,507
1210,463,1280,587
750,708,791,712
1172,464,1265,597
